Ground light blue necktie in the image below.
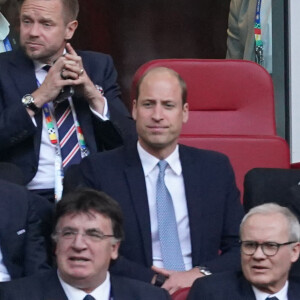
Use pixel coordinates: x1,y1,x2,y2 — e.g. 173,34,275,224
83,295,95,300
156,160,185,271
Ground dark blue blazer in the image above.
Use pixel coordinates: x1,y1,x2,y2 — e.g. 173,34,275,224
65,143,244,282
187,271,300,300
0,48,136,184
0,269,171,300
0,180,50,279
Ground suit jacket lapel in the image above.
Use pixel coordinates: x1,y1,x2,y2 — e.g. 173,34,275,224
238,274,256,300
287,279,300,300
123,145,153,266
7,49,43,156
39,270,68,300
179,145,209,266
8,49,39,101
111,275,131,300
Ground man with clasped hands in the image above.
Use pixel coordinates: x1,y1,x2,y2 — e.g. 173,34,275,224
0,0,135,202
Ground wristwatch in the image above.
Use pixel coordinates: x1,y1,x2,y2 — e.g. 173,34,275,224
196,266,212,276
22,94,40,113
153,273,167,287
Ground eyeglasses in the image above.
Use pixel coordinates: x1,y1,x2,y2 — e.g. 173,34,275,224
55,229,115,243
240,240,297,257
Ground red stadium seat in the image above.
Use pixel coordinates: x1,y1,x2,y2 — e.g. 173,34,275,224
178,135,290,200
171,287,190,300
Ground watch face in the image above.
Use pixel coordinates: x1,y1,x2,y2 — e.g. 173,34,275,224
22,94,34,105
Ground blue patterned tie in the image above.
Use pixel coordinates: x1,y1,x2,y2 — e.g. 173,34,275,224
54,99,82,170
156,160,185,271
266,297,279,300
83,295,95,300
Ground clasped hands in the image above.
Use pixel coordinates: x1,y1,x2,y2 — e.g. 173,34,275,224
32,43,105,115
151,265,204,295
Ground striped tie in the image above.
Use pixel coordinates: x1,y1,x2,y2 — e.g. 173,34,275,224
54,100,82,170
42,65,81,170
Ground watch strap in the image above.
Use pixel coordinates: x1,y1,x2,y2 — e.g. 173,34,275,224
154,273,167,287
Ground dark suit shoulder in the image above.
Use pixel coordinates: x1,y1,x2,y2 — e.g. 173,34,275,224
82,144,131,168
0,50,15,61
0,270,66,300
188,271,250,300
77,49,111,60
288,276,300,299
179,143,231,162
0,48,28,64
111,275,170,299
77,50,114,74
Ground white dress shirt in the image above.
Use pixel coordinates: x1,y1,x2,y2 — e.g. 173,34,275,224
137,142,192,270
0,12,10,53
58,270,111,300
261,0,272,73
27,61,109,190
252,280,288,300
0,244,10,282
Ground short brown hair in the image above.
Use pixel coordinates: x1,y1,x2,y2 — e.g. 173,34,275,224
19,0,79,23
61,0,79,23
135,67,187,105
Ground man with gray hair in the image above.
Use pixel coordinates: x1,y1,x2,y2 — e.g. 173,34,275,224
188,203,300,299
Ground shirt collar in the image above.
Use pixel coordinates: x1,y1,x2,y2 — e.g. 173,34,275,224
252,280,288,300
58,270,111,300
34,60,47,72
137,141,181,176
0,12,10,41
33,48,67,71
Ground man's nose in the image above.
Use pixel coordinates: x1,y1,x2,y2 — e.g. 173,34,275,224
152,104,163,120
71,233,87,250
28,23,41,36
252,244,267,259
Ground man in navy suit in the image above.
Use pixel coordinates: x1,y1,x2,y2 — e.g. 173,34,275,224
0,188,170,299
64,67,244,294
0,0,135,202
188,203,300,299
0,179,50,281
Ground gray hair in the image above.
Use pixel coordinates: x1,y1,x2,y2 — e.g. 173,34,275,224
240,203,300,241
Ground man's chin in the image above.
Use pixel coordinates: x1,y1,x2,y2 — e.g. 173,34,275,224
25,50,42,61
